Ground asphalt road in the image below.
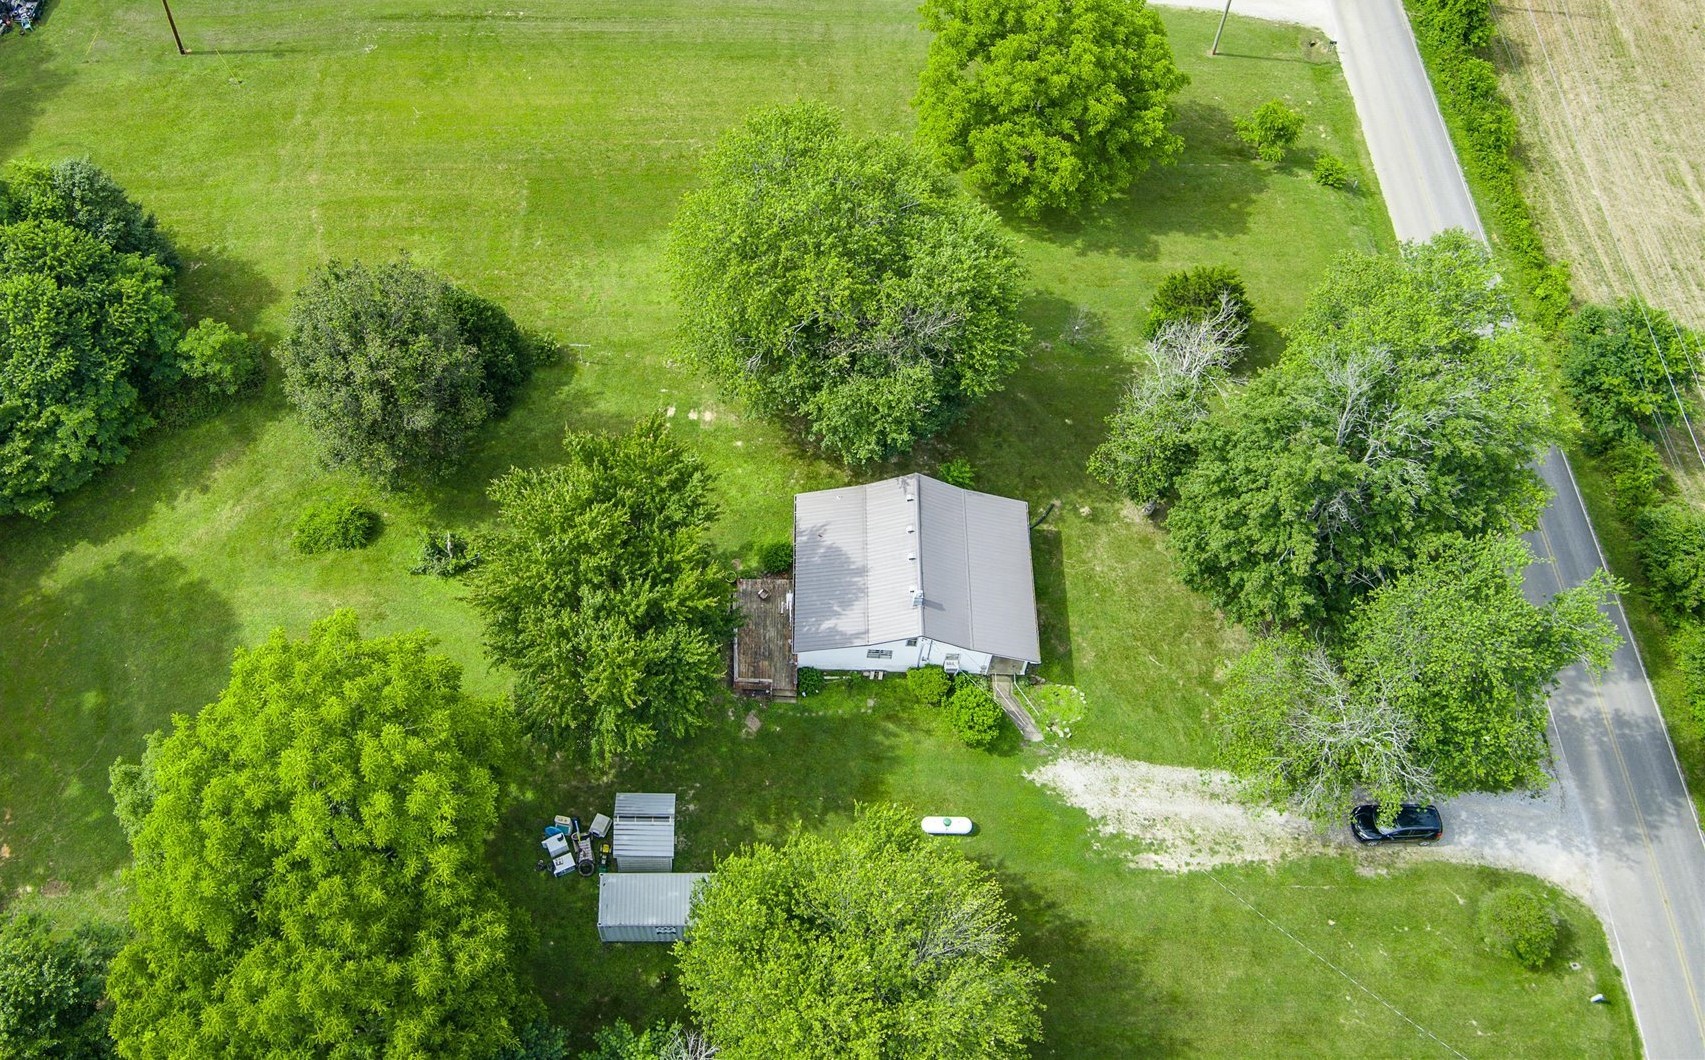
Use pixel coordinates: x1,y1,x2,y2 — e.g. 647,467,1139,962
1327,0,1705,1053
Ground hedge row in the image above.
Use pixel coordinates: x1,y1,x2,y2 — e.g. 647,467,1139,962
1405,0,1571,329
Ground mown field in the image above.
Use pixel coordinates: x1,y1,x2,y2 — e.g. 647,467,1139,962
0,1,1639,1054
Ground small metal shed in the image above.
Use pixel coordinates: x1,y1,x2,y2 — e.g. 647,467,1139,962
613,792,676,872
596,872,710,943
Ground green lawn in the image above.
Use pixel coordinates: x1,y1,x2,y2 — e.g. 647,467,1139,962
0,1,1639,1054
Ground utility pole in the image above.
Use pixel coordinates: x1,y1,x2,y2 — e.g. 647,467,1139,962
161,0,188,55
1210,0,1232,56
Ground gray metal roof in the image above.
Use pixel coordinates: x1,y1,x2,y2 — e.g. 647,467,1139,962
612,820,674,859
793,474,1041,663
614,792,676,819
597,872,710,926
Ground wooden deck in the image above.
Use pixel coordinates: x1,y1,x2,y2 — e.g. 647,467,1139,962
733,576,795,699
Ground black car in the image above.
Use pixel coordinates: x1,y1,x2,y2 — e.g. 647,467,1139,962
1350,803,1443,843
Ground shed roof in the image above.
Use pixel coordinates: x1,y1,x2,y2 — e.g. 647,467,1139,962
614,793,676,819
612,820,674,860
597,872,710,927
793,474,1041,663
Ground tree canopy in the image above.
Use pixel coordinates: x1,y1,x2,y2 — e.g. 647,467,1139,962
1219,538,1619,819
0,912,121,1059
667,101,1029,464
1561,299,1700,445
676,803,1045,1059
468,416,733,765
107,611,525,1059
0,217,180,519
1167,233,1554,628
278,259,542,483
0,158,177,268
915,0,1187,216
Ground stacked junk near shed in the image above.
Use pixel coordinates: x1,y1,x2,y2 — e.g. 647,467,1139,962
535,791,713,944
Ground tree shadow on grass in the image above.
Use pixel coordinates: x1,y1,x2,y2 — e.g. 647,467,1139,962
1032,524,1073,684
989,864,1187,1057
0,552,240,895
0,27,71,165
1014,102,1267,260
174,242,282,340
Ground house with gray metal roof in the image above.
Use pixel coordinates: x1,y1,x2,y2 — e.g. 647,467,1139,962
792,473,1041,676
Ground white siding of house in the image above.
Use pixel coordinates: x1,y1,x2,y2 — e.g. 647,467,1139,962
796,638,997,675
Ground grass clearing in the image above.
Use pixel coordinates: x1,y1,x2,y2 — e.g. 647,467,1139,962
0,1,1638,1053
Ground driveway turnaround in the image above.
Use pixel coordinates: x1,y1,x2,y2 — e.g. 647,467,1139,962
1326,0,1705,1053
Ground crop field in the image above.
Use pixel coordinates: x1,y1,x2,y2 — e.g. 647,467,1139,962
1494,0,1705,327
0,0,1642,1053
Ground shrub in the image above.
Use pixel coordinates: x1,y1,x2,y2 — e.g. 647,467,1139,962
279,259,538,483
1235,99,1305,162
907,665,954,709
668,102,1029,465
1637,503,1705,617
1147,265,1251,337
936,458,977,489
1562,300,1699,445
292,495,380,555
1478,887,1560,969
756,540,794,575
1600,438,1672,519
945,683,1004,749
795,666,825,697
1671,622,1705,732
410,528,479,577
1312,153,1352,189
173,319,261,398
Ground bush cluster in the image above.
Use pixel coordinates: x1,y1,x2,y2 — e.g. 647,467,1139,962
1407,0,1570,327
1478,887,1560,970
755,540,793,575
1562,300,1700,447
1312,153,1352,189
907,665,954,709
409,528,479,577
795,666,825,697
1235,99,1304,162
292,495,381,555
1636,503,1705,619
936,458,977,489
1146,265,1251,338
945,683,1004,749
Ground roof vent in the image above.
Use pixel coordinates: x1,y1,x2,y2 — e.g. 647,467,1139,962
908,524,915,534
911,589,924,607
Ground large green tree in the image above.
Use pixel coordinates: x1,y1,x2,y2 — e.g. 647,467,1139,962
1345,536,1619,793
278,259,541,483
0,912,121,1059
668,101,1029,464
0,218,180,519
107,612,524,1059
1561,298,1700,445
468,416,733,765
1167,233,1554,628
915,0,1187,216
1219,538,1619,820
677,803,1045,1059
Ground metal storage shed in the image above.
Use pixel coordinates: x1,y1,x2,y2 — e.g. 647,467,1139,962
597,872,710,943
612,792,676,872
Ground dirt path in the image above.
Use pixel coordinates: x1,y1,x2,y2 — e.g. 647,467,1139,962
1495,0,1705,327
1027,752,1598,906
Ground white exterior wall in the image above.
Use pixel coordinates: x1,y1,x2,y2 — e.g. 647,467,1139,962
796,638,995,675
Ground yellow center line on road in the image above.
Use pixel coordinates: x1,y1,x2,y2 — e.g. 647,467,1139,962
1532,517,1705,1039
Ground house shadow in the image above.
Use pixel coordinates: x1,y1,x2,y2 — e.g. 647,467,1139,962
0,552,240,894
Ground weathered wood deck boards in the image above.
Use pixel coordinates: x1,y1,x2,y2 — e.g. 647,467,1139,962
733,576,795,699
